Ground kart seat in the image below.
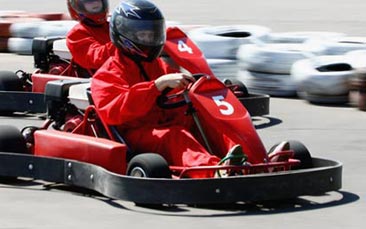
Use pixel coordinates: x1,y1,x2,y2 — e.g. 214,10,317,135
68,81,92,110
44,78,91,104
53,38,71,60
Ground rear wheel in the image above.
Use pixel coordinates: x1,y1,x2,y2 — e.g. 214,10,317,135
0,71,23,91
0,125,29,182
0,125,28,154
0,71,24,115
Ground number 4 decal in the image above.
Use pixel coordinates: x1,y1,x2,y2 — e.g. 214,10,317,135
178,40,193,54
212,95,234,115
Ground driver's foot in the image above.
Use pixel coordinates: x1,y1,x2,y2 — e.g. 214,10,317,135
222,144,247,166
215,144,248,177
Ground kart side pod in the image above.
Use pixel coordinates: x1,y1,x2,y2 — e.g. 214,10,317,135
34,130,127,175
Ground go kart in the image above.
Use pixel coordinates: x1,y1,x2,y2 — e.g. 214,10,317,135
0,27,269,117
0,36,89,114
0,32,342,204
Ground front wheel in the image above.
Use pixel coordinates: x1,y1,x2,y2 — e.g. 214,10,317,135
223,78,249,97
288,140,313,169
127,153,171,207
269,140,313,169
127,153,171,178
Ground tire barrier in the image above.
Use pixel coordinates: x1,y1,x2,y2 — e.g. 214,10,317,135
6,37,33,55
0,11,74,55
237,43,326,74
344,49,366,69
28,12,71,21
305,36,366,55
236,43,327,97
9,20,77,38
0,17,45,37
166,21,207,33
187,25,271,59
268,31,345,43
206,59,239,80
0,37,34,55
0,11,69,21
0,38,7,52
291,55,355,104
237,70,297,97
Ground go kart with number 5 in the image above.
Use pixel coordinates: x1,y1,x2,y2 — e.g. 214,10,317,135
0,27,341,205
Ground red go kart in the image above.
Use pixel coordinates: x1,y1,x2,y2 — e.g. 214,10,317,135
0,27,341,204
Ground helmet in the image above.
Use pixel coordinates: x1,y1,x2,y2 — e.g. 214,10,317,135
109,0,166,62
67,0,109,25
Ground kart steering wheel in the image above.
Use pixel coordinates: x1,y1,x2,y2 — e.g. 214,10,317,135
156,73,206,109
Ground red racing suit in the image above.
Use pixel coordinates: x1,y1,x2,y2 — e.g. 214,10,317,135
66,22,116,74
91,52,221,178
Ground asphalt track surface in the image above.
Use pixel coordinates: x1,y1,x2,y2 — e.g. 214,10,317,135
0,0,365,228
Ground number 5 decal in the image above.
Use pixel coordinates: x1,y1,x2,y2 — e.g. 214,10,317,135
178,40,193,54
212,95,234,115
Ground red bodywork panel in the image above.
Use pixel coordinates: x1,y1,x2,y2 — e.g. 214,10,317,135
31,72,78,93
189,76,268,163
164,27,268,163
34,130,127,174
164,27,215,77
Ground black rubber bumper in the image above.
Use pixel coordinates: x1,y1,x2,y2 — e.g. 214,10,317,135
0,152,342,204
0,91,46,114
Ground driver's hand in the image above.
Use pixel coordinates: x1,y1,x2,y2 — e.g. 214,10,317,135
154,73,195,92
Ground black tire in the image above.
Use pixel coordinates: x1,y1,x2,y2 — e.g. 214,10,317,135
0,71,23,91
0,125,28,154
223,78,249,97
269,140,313,170
127,153,171,178
0,125,29,182
288,140,313,169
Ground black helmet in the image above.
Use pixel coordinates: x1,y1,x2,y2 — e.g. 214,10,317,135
110,0,166,62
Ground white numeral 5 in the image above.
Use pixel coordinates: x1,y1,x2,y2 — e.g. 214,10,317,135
212,95,234,115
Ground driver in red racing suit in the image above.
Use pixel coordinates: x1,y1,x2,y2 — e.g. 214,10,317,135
91,0,244,178
66,0,116,77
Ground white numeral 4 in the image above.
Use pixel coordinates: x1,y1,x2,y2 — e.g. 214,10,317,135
178,40,193,54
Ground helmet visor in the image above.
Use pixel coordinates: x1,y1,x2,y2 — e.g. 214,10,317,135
77,0,107,14
116,18,166,46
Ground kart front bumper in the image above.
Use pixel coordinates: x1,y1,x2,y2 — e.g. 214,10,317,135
0,152,341,204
